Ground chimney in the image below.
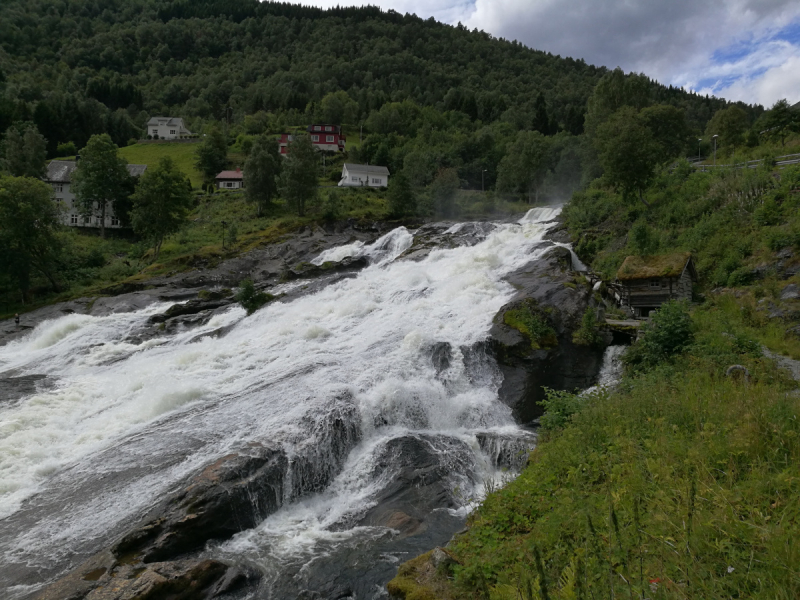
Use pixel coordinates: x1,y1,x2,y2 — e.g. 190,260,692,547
236,166,241,173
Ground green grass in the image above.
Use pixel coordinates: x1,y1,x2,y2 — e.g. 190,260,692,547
118,142,204,188
402,294,800,599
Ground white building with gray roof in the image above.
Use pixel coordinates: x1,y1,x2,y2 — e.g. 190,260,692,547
45,160,147,229
146,117,192,140
338,163,390,188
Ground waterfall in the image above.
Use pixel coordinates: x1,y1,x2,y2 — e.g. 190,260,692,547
0,209,562,598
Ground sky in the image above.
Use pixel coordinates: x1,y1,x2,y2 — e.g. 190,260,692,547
302,0,800,108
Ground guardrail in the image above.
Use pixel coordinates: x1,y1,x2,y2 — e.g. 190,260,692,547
694,153,800,170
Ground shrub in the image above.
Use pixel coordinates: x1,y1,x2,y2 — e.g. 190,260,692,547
572,306,601,346
624,299,693,371
235,278,274,315
539,387,609,432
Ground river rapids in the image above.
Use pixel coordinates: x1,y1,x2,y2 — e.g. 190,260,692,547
1,207,569,599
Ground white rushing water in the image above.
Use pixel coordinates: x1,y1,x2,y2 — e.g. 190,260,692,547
0,206,562,595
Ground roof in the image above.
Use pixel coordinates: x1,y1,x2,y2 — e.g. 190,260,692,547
147,116,185,126
791,101,800,112
343,163,390,175
45,161,147,182
45,160,78,182
307,124,341,133
216,170,243,180
616,252,696,282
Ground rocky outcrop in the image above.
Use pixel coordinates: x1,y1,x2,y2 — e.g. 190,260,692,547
34,445,286,600
114,444,287,563
489,245,608,423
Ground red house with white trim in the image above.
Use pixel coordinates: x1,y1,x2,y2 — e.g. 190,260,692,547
306,124,346,152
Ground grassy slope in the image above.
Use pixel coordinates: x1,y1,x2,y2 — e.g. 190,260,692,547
118,142,203,187
389,144,800,599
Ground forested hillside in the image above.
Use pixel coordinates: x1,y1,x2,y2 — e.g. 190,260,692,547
0,0,744,161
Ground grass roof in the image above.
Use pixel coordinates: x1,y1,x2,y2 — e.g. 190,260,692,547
617,252,692,281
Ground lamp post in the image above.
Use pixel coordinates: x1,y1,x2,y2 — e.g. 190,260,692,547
481,169,487,192
221,220,227,249
712,134,718,167
697,138,702,160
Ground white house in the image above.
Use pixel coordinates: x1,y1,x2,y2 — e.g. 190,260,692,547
45,160,147,229
146,117,192,140
338,164,390,188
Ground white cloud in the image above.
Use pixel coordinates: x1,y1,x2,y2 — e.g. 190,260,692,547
705,54,800,106
295,0,800,105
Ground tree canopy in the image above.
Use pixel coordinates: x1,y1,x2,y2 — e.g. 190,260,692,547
130,156,193,260
71,134,132,237
0,175,63,299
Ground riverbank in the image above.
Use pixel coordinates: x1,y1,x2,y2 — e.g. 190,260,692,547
389,289,800,598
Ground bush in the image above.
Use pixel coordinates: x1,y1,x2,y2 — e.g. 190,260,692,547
127,138,138,146
235,278,274,315
624,299,693,371
572,306,601,346
540,386,609,432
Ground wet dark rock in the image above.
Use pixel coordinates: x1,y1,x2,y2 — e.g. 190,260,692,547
288,400,362,499
114,443,287,563
148,298,233,324
400,222,498,261
0,374,47,404
33,552,244,600
476,430,537,471
359,434,475,538
282,255,369,281
428,342,452,374
490,246,607,424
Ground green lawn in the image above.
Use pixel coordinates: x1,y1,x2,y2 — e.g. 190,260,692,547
118,142,203,188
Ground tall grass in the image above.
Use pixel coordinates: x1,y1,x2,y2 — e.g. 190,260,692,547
447,297,800,599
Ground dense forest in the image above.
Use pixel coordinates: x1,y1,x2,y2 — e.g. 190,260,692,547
0,0,754,172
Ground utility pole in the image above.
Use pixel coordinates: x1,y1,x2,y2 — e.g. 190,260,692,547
697,138,702,160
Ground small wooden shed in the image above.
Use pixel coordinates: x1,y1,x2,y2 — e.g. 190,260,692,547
616,252,697,318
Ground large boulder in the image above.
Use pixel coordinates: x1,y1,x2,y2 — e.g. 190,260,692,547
114,443,287,563
490,246,607,423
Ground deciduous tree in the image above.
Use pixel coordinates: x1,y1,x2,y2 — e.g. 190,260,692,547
388,171,416,218
130,157,193,261
1,123,47,178
194,127,228,187
280,135,318,217
497,130,553,202
0,175,63,299
71,134,132,238
594,107,659,207
244,135,282,216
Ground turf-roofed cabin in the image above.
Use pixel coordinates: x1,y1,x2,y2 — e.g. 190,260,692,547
616,252,697,318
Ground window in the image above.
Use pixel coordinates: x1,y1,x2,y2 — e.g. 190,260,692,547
326,135,334,142
352,176,359,181
170,129,176,135
227,182,234,188
325,126,332,131
111,216,120,226
314,126,321,131
83,216,90,225
372,178,382,184
53,183,63,193
70,214,78,225
55,197,63,204
649,280,661,288
152,129,158,135
311,135,319,142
